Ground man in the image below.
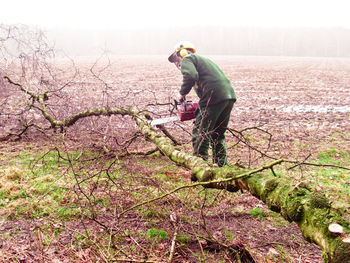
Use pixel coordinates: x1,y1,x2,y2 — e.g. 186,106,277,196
168,41,236,167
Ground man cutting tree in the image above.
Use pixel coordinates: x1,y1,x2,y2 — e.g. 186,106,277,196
168,41,237,167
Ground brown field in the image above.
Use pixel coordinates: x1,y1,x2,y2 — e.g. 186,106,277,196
84,55,350,162
0,55,349,262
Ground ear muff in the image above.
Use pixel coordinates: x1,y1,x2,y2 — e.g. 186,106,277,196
179,48,188,58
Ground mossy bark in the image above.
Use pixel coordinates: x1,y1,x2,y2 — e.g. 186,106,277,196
133,111,350,263
240,174,350,263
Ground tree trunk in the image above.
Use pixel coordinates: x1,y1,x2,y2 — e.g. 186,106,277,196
133,110,350,263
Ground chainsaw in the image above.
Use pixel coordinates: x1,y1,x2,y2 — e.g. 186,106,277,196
150,99,198,126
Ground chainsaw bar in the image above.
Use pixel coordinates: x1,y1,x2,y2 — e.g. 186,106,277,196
150,116,179,126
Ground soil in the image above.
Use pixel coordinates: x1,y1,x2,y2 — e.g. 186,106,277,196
0,55,349,262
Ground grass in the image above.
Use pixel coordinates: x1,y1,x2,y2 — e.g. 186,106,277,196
316,148,349,165
274,145,350,211
176,234,191,244
147,228,167,241
0,147,88,220
249,208,265,219
0,138,349,262
307,148,350,208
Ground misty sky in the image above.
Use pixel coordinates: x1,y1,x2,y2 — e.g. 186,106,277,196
2,0,350,30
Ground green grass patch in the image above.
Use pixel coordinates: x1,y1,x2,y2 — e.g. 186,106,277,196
176,234,191,244
57,207,80,218
249,208,265,219
147,228,167,241
0,147,82,220
285,147,350,211
317,148,349,165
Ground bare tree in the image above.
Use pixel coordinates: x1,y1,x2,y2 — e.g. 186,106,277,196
1,24,349,262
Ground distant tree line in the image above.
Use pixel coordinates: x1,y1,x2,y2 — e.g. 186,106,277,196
193,26,350,57
49,26,350,57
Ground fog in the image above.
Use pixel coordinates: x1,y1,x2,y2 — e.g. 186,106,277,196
3,0,350,58
47,26,350,58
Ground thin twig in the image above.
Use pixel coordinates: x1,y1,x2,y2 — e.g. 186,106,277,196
168,227,178,263
287,154,312,170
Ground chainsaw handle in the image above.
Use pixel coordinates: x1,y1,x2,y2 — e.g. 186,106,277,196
174,99,185,110
175,98,189,111
174,99,179,110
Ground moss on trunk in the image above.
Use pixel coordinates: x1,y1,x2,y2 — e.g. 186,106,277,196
240,173,350,262
133,110,350,263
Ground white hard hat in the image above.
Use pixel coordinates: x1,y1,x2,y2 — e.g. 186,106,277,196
168,41,196,63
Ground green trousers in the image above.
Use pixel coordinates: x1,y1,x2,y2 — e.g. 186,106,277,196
192,100,234,167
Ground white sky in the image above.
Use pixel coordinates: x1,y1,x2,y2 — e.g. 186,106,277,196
2,0,350,30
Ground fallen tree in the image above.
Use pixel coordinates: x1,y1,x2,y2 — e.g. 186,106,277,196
2,24,349,262
2,77,348,262
133,108,350,263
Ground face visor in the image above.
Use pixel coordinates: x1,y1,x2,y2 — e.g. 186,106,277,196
168,52,177,63
168,52,182,69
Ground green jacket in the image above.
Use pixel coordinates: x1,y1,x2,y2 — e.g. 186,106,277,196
179,54,236,108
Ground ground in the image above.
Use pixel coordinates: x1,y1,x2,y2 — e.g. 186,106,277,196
0,55,349,262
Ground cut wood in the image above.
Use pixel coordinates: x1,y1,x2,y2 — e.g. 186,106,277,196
329,223,344,235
